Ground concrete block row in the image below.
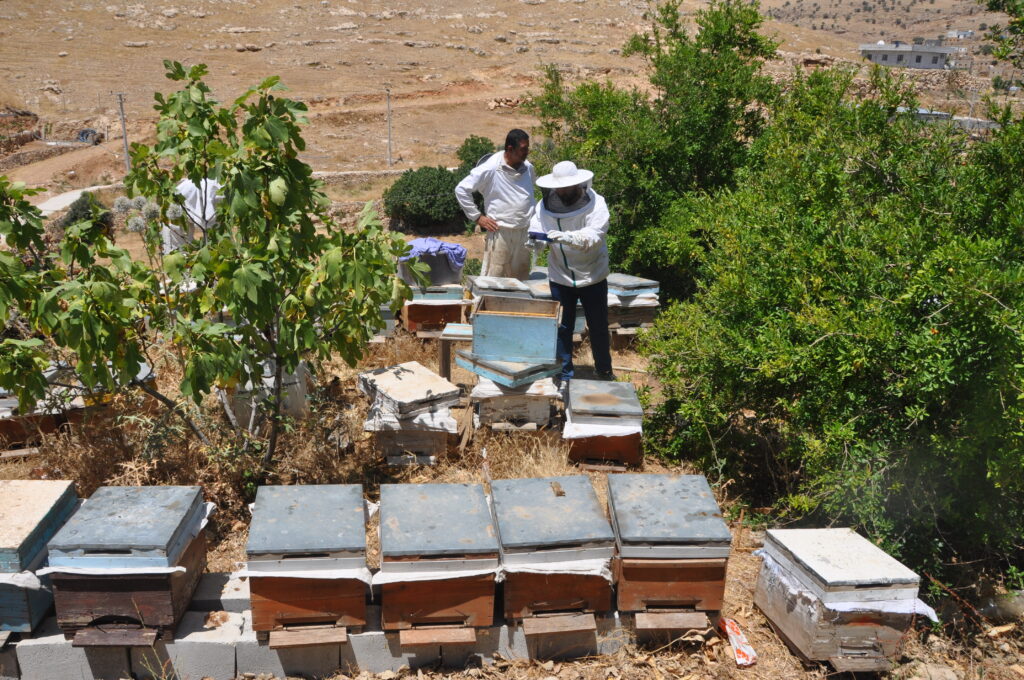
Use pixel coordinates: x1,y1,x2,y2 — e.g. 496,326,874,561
5,598,632,679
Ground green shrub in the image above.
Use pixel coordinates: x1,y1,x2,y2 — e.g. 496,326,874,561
641,67,1024,575
530,0,778,281
382,166,462,231
461,257,481,279
57,191,113,236
457,135,496,174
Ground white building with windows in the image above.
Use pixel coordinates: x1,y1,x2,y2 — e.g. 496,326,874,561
859,41,959,69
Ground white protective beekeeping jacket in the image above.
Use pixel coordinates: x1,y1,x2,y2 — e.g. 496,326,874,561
454,151,536,229
162,178,221,254
529,186,610,288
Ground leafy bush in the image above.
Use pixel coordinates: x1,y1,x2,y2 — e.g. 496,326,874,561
457,135,496,174
57,191,113,235
383,166,462,231
641,67,1024,574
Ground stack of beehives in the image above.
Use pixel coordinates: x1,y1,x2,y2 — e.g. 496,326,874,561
359,361,460,465
563,379,644,466
606,273,660,332
469,376,559,431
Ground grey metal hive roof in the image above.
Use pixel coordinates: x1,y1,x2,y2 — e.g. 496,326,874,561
490,476,614,551
379,483,498,558
48,486,202,555
567,379,642,418
246,484,365,557
608,474,731,545
765,528,919,588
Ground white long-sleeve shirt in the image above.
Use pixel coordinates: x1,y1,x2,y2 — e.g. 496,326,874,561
530,187,610,288
454,151,536,229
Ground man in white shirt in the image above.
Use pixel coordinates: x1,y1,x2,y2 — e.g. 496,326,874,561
454,129,536,280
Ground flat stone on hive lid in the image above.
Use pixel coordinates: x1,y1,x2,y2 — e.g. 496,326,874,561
567,380,642,418
0,480,77,572
246,485,365,558
607,475,731,559
765,528,920,591
490,476,614,553
379,484,498,559
48,486,203,567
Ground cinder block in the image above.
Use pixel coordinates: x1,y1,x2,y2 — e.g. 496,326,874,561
191,573,250,613
237,610,342,679
345,631,440,673
132,611,241,680
596,612,630,655
0,641,18,680
16,618,131,680
496,623,529,660
526,629,598,661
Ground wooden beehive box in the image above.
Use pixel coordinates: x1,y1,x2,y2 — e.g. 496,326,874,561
467,276,532,299
608,474,731,615
564,380,643,466
358,361,460,418
490,476,615,621
378,483,498,633
755,528,923,672
471,295,560,364
47,486,207,646
401,300,467,332
471,377,557,428
455,350,560,389
246,485,367,647
524,279,586,334
0,480,78,635
606,273,660,297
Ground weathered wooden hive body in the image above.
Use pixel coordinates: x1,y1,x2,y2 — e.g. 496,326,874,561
608,474,731,615
401,299,467,333
470,377,558,430
46,485,207,646
490,476,615,621
246,485,368,646
524,278,586,334
0,480,78,635
455,351,561,389
563,380,643,466
359,362,460,464
377,483,498,633
755,528,926,672
605,273,661,334
470,295,560,364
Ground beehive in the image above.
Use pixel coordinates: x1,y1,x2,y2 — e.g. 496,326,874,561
608,474,731,613
47,486,207,645
455,350,560,388
246,485,368,645
378,483,498,631
755,528,925,671
564,380,643,466
0,480,78,634
470,295,560,364
490,476,615,620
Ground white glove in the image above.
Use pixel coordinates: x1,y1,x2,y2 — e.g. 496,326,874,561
548,230,586,250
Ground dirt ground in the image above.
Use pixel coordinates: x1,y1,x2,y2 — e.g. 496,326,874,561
1,0,1014,201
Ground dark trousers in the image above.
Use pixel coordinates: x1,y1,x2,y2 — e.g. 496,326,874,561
549,278,612,379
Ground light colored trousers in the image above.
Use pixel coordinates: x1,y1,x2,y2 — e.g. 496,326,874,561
481,225,531,280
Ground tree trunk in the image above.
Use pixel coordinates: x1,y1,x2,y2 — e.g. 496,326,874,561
133,379,211,446
261,358,285,472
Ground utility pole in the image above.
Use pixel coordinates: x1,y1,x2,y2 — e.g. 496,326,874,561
113,92,131,174
385,85,393,167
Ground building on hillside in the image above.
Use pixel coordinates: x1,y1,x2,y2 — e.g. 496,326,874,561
946,29,975,40
859,41,959,69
